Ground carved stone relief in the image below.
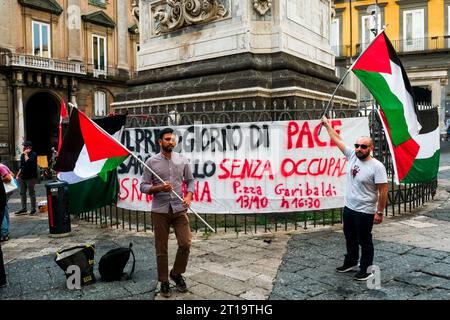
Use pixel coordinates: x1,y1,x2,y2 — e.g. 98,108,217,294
131,0,140,32
152,0,228,35
253,0,272,16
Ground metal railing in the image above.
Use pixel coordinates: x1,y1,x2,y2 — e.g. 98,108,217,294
85,63,138,80
335,35,450,58
0,51,86,75
78,100,437,234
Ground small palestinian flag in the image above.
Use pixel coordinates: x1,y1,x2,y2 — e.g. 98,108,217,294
54,109,130,214
352,31,439,184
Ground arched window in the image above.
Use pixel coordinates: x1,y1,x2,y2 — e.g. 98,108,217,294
94,91,107,116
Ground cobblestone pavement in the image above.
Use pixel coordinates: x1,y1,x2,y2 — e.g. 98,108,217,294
1,141,449,300
270,140,450,300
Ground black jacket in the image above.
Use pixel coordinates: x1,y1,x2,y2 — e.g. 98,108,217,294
19,151,38,180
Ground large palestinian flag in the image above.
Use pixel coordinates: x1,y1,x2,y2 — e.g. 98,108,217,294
54,109,130,214
352,31,439,184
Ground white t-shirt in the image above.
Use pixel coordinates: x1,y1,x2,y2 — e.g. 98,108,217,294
343,146,388,214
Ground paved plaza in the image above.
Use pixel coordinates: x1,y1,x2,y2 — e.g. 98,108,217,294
1,141,449,300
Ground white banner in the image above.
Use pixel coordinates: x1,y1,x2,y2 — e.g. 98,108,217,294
117,117,369,213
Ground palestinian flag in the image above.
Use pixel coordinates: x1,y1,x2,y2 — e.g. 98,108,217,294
379,107,440,184
352,31,439,184
352,31,421,146
54,109,130,214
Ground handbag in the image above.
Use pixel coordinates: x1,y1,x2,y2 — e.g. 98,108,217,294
3,176,18,194
55,244,96,286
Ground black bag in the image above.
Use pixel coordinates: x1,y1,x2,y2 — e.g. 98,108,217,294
54,244,96,285
99,243,135,282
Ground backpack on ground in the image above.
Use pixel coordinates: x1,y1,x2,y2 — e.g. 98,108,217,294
99,242,135,282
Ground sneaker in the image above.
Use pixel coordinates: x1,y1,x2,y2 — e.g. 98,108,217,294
170,270,188,292
336,263,359,273
159,282,171,298
354,271,374,281
29,209,37,215
0,235,9,242
0,280,7,288
14,209,27,215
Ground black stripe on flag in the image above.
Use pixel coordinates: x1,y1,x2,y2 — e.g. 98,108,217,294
54,109,84,172
384,34,421,128
94,113,127,135
418,108,439,135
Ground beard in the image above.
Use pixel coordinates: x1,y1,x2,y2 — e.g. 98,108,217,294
161,145,174,152
356,151,370,160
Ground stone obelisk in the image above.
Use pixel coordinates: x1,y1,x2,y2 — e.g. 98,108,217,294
113,0,355,118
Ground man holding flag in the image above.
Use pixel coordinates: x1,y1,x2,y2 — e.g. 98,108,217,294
321,116,388,281
140,128,195,298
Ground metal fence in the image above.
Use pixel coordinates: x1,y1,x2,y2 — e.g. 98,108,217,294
78,99,438,234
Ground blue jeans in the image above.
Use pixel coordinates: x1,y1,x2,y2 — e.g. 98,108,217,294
0,205,6,284
343,206,374,272
0,204,8,237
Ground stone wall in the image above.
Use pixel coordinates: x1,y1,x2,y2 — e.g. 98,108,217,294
138,0,334,71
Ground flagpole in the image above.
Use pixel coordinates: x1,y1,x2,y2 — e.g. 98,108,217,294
318,28,386,135
83,112,216,233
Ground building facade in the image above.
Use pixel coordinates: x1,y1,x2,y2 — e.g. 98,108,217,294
0,0,139,168
332,0,449,131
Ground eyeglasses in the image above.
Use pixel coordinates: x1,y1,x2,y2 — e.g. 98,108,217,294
354,144,369,150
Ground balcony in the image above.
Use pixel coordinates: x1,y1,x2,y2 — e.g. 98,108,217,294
86,63,137,80
355,35,450,56
0,52,86,75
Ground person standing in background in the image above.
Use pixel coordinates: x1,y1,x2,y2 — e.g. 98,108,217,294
0,157,13,241
14,141,38,216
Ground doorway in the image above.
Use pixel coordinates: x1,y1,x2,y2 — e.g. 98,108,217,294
25,92,60,159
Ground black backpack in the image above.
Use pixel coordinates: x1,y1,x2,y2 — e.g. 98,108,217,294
98,243,135,282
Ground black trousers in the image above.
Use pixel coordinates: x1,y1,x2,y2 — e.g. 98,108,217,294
343,206,374,272
0,206,6,284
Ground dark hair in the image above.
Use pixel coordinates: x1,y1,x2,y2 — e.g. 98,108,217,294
158,128,174,140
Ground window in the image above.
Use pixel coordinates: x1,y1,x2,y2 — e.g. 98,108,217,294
403,9,424,51
94,91,107,116
361,14,381,50
92,35,107,76
32,21,51,57
331,18,340,56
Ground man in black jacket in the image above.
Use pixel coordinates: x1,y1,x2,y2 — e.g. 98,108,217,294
14,141,38,215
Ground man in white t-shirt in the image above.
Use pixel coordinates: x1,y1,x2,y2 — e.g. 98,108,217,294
321,116,388,281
